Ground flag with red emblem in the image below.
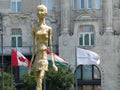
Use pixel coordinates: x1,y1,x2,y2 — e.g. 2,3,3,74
12,49,30,68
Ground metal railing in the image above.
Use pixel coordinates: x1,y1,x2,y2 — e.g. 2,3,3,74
0,45,58,55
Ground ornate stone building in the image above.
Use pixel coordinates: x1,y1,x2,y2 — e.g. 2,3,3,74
59,0,120,90
0,0,120,90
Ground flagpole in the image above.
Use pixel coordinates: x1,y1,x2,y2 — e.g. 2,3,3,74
44,75,46,90
1,39,4,90
1,14,4,90
11,50,13,90
75,46,78,90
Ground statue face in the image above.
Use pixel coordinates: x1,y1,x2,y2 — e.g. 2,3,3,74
37,5,47,19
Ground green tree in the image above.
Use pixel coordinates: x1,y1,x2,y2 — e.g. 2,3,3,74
0,72,16,90
21,66,74,90
21,71,36,90
46,66,74,90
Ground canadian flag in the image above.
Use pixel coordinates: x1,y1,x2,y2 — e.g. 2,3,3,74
12,49,30,68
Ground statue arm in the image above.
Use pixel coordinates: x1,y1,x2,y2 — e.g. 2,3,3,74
49,28,54,63
49,28,58,71
30,28,36,69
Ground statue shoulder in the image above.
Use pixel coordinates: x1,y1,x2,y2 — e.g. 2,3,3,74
32,24,39,32
32,24,38,35
48,26,52,30
45,25,52,30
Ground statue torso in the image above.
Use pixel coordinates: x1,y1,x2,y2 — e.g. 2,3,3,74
35,25,51,50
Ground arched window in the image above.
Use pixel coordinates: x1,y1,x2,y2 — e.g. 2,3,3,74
75,65,101,90
79,25,94,46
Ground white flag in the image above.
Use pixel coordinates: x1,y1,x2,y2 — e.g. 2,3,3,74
76,48,100,65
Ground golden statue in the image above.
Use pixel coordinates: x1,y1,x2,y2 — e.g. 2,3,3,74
29,5,58,90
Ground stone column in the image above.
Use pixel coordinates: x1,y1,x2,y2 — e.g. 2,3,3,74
103,0,113,32
61,0,70,34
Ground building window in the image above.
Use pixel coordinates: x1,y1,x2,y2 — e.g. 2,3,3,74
73,0,77,10
79,25,94,46
80,0,85,9
41,0,52,10
11,0,22,13
75,65,101,90
11,28,22,48
95,0,100,9
87,0,92,9
73,0,100,10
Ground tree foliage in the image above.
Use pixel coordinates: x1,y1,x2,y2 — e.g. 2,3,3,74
0,72,16,90
46,66,74,90
21,66,74,90
21,71,36,90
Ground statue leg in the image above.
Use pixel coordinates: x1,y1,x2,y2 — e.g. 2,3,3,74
34,71,39,90
34,71,39,81
35,70,45,90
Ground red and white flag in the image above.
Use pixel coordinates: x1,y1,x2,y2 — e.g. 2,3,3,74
12,49,30,68
47,50,68,67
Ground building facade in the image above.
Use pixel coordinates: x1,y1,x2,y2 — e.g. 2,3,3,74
59,0,120,90
0,0,120,90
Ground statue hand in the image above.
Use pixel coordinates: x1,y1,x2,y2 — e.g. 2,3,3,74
53,64,58,71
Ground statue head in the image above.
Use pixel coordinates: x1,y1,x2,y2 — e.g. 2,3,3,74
37,5,48,19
